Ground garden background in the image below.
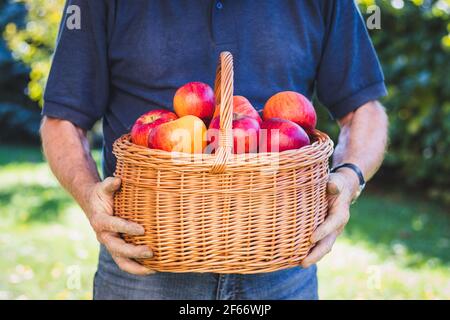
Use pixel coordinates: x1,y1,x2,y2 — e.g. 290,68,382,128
0,0,449,299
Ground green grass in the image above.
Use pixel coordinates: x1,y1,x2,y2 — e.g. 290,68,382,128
0,145,449,300
0,145,100,300
318,192,450,299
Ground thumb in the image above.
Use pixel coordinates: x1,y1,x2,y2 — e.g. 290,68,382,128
101,177,121,195
327,172,345,195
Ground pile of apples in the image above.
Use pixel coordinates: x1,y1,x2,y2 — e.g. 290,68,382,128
130,82,317,154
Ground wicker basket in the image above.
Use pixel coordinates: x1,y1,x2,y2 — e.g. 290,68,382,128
113,52,334,274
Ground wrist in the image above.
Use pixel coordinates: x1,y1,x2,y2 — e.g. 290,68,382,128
78,181,99,217
331,162,366,202
338,167,362,200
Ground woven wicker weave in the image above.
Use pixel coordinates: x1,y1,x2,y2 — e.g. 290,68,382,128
113,52,334,274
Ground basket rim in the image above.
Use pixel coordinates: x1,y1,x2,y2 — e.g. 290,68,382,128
113,129,334,173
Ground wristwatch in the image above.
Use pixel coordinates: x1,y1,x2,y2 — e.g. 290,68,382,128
330,163,366,203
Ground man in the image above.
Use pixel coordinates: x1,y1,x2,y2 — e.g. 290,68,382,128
40,0,388,299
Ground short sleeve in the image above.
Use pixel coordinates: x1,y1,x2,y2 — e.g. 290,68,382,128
42,0,110,130
316,0,387,119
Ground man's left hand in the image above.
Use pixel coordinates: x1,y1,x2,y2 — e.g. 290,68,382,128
300,170,359,268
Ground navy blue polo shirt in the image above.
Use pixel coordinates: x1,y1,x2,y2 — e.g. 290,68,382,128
43,0,387,178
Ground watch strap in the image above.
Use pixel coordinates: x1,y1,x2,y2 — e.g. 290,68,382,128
330,163,366,188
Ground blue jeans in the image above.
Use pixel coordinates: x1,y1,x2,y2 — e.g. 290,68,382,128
93,245,318,300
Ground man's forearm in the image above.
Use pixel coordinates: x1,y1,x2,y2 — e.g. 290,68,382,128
40,117,101,215
333,101,388,189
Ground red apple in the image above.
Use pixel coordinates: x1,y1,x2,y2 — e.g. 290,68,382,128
214,95,262,125
174,82,215,122
131,109,178,147
259,118,310,152
208,114,260,154
263,91,317,132
149,115,207,154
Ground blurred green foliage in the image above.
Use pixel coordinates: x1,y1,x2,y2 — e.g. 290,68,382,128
3,0,63,105
318,0,450,204
1,0,450,203
0,0,42,143
361,0,450,204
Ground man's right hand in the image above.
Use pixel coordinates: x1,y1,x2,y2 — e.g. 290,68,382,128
40,118,154,275
85,177,154,275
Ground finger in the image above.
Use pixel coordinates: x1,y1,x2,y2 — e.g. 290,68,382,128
301,232,338,268
112,255,155,276
327,172,345,195
311,204,349,243
102,233,153,259
97,215,145,235
102,177,121,195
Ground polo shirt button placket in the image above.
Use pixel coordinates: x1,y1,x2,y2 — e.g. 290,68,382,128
211,0,237,54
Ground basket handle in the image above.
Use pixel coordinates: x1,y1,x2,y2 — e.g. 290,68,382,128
210,52,234,174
